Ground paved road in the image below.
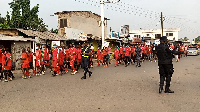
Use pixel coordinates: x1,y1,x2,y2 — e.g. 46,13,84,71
1,55,200,112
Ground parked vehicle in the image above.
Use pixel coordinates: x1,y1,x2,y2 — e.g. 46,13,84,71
198,47,200,54
187,47,198,56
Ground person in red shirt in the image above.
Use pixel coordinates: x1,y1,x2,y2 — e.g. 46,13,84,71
41,45,51,75
27,47,36,75
58,46,68,75
65,46,70,69
119,45,125,64
2,48,14,82
184,45,188,57
69,44,77,75
35,45,42,75
141,45,147,62
76,45,82,71
124,44,131,67
97,46,101,66
52,45,60,76
114,46,120,67
16,48,30,79
103,47,108,67
179,44,184,58
147,45,152,61
131,45,136,64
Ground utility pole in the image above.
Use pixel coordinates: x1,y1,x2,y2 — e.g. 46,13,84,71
161,12,164,37
100,0,105,49
100,0,120,48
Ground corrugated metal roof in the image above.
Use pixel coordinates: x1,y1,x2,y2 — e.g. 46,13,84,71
17,29,68,40
0,34,35,41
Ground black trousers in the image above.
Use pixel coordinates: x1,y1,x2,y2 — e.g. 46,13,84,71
158,64,174,88
82,57,91,78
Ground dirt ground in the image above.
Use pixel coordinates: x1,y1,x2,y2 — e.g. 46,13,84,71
0,55,200,112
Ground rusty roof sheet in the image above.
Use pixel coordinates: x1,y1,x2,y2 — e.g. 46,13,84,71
17,29,68,40
0,34,35,41
54,11,109,20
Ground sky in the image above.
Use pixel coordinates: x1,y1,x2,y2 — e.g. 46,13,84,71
0,0,200,40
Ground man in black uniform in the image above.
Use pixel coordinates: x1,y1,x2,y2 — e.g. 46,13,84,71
81,42,92,80
156,36,183,93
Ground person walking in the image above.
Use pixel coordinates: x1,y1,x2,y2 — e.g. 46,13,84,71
135,44,141,67
81,42,92,80
156,36,184,93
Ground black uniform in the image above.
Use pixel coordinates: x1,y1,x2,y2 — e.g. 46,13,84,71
81,46,92,79
156,36,183,93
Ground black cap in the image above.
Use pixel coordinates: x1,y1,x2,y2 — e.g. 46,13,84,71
160,36,168,42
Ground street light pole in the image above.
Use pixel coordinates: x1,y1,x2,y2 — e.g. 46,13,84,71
100,0,105,49
100,0,120,48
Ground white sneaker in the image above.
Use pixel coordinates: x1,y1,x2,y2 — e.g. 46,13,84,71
42,71,45,75
74,71,77,74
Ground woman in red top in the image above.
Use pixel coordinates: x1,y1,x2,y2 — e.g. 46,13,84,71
131,45,136,64
52,45,59,76
69,44,77,75
2,48,14,82
41,45,51,75
147,45,152,61
35,45,42,75
103,47,108,67
27,47,36,75
97,47,101,66
58,47,68,74
114,46,119,67
76,45,82,71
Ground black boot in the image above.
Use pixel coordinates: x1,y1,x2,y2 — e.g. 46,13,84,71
89,71,92,77
164,86,174,93
159,85,163,93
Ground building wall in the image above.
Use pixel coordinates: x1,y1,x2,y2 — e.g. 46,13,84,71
129,28,180,41
11,41,31,70
57,12,107,38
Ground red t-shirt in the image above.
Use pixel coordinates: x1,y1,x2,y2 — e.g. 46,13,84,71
28,52,33,62
6,53,12,66
103,49,108,56
53,48,58,60
114,49,119,58
22,53,29,64
43,48,50,60
120,47,124,54
59,49,65,61
69,47,77,61
125,47,131,56
36,49,41,61
65,49,69,59
97,49,101,55
76,48,82,60
142,46,147,53
147,47,152,54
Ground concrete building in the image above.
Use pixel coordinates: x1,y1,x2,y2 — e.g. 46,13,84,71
54,11,109,46
129,28,180,42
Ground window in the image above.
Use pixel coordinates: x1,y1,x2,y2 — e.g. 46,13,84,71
60,19,67,28
169,33,173,36
166,33,173,36
155,34,161,39
147,34,149,36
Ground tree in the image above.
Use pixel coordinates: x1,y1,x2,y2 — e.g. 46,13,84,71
50,28,58,34
195,36,200,43
183,37,189,41
7,0,47,31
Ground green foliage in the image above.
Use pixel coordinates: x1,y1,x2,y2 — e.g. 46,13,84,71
195,36,200,43
0,0,47,31
50,28,58,34
183,37,189,41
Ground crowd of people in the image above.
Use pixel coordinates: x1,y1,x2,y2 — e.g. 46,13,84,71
0,41,190,82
